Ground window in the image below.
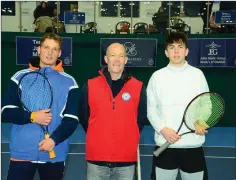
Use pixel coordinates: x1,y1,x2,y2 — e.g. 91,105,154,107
47,1,57,9
161,1,207,17
60,1,78,13
100,1,118,17
184,2,201,17
120,1,139,18
1,1,15,16
53,1,78,21
100,1,139,18
162,1,181,17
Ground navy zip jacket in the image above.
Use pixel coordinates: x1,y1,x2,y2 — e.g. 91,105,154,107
1,58,79,162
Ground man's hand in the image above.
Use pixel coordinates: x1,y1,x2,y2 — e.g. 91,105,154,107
195,128,208,135
35,109,52,125
194,120,208,135
160,127,180,144
38,138,55,152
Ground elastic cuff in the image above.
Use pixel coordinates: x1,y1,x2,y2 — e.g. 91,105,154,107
50,134,59,145
23,110,33,124
30,112,36,123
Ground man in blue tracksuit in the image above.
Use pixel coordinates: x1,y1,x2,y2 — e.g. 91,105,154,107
1,33,79,180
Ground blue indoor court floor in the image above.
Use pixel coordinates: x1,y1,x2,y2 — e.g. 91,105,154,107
1,124,236,180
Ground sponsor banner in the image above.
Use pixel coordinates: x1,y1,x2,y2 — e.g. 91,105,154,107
187,38,236,67
100,38,157,67
16,36,72,66
64,11,85,24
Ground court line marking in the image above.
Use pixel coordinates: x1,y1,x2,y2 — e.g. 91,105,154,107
138,155,236,159
1,142,235,148
1,152,235,159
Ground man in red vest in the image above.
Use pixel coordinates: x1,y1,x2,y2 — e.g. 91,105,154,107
79,42,147,180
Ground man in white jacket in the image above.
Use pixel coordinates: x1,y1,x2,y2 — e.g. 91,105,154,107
147,32,209,180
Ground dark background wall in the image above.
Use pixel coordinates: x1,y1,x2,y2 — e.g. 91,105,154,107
1,32,236,127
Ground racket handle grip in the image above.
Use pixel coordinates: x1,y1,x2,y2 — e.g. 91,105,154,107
49,150,56,159
44,133,56,159
153,141,171,157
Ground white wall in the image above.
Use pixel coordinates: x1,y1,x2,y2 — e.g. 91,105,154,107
2,1,36,32
1,1,220,34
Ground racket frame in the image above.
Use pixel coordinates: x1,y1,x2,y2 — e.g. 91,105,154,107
181,92,225,134
18,70,56,158
153,92,225,157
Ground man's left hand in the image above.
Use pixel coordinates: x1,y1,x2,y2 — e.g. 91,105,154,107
194,120,208,135
39,138,55,152
195,128,208,135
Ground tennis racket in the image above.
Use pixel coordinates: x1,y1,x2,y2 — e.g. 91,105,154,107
18,69,56,159
153,92,225,157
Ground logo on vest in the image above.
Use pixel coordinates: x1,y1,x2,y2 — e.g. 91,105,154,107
122,92,131,101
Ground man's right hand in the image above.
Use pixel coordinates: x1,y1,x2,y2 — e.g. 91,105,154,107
34,109,52,126
160,127,180,144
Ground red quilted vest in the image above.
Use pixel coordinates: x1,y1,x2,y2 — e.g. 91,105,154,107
86,73,142,162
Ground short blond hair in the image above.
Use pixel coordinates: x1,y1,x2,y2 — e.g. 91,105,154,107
40,33,62,49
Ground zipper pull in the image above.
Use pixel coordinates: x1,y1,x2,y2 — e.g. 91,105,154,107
112,99,115,109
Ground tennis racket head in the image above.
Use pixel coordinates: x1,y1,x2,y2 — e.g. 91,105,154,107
154,92,225,157
18,70,56,159
183,92,225,131
18,71,53,112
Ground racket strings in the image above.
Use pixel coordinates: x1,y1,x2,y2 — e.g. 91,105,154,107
21,76,40,111
20,72,52,112
185,93,224,130
207,95,224,127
